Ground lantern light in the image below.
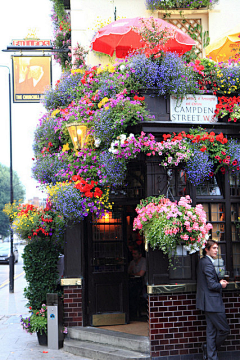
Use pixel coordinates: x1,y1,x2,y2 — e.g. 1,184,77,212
66,122,87,150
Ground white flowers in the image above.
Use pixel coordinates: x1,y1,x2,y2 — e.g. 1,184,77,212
94,138,101,148
108,133,135,154
119,64,126,72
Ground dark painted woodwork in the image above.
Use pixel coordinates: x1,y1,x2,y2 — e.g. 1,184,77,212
64,221,85,278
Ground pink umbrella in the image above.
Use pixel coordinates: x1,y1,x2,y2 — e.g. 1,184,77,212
91,17,196,58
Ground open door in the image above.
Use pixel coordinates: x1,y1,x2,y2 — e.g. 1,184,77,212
87,208,129,326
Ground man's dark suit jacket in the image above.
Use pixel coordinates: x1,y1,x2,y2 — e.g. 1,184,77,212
196,256,225,312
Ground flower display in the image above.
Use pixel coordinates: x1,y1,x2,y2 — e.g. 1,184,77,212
213,63,240,95
20,304,47,335
28,42,240,233
7,202,65,243
127,52,200,98
145,0,218,10
108,128,240,186
133,195,213,256
215,96,240,122
47,180,112,222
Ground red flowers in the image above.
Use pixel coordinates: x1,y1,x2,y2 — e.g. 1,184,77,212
133,95,145,101
215,96,240,123
72,175,103,198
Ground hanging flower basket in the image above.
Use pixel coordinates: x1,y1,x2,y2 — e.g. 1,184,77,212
133,195,212,257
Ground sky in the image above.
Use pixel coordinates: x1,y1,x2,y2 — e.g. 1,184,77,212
0,0,61,202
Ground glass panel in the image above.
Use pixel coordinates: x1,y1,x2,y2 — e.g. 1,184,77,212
212,243,226,278
168,169,187,198
211,204,225,222
92,211,124,273
169,245,191,280
230,173,240,196
232,243,240,280
201,203,209,221
196,177,221,196
178,170,187,197
211,223,225,242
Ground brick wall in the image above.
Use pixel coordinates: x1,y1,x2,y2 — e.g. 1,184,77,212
63,285,83,327
149,291,240,359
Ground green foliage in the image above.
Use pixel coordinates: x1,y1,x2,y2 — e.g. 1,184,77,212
0,163,25,237
22,239,61,309
20,304,47,334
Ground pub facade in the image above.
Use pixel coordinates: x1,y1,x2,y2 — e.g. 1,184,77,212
61,95,240,359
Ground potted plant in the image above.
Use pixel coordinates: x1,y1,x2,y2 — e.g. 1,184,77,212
20,304,48,345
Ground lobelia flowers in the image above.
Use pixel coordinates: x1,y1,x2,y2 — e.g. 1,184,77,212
133,195,212,257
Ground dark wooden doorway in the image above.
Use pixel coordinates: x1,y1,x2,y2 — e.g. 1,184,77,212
87,208,129,326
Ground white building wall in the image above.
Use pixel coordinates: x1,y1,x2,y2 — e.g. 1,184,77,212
70,0,240,66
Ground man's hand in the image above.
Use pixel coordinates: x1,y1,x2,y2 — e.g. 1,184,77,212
220,279,228,288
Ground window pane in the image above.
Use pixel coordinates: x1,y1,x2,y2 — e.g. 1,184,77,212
232,243,240,279
196,177,222,196
169,245,191,280
211,203,225,222
230,173,240,196
212,243,226,278
211,223,225,242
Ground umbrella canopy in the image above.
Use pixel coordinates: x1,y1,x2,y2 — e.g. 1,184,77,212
91,17,196,58
205,24,240,62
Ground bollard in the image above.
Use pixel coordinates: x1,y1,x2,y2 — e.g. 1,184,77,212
47,293,64,350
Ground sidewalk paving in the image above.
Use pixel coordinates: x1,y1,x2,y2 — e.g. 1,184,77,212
0,272,91,360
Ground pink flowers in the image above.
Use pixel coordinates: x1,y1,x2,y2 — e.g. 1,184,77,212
133,195,212,256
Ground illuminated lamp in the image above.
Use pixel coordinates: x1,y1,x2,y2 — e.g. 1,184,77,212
66,122,87,150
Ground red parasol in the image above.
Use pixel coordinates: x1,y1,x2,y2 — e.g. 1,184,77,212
91,17,196,58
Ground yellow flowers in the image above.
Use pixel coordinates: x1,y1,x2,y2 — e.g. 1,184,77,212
96,64,116,74
62,143,70,152
71,68,85,75
51,109,60,117
98,97,109,108
3,200,22,222
47,182,68,198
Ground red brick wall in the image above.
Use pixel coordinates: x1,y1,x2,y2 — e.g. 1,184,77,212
149,291,240,359
63,285,83,327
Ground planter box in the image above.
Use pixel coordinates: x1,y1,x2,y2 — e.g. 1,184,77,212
139,90,170,122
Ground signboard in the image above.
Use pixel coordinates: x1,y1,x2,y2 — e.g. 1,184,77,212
12,39,51,46
12,56,52,103
170,95,218,123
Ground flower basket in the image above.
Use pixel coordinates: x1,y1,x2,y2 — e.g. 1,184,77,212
133,195,212,258
37,330,48,346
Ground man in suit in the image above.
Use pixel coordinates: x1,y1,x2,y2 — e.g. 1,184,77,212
196,239,230,360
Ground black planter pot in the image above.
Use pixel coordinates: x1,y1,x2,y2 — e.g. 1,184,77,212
138,89,170,122
37,330,48,346
217,115,230,123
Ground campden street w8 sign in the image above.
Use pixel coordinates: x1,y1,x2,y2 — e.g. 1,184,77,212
170,95,218,123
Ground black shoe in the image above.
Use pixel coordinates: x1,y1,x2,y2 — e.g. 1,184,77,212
202,343,208,360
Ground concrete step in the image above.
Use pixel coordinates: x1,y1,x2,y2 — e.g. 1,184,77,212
64,338,151,360
67,326,150,354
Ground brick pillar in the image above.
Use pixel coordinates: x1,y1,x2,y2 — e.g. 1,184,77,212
63,285,83,327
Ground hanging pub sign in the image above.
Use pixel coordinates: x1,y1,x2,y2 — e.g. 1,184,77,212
12,56,52,103
170,95,218,123
12,39,51,46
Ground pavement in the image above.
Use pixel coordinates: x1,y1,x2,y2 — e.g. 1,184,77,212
0,272,91,360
